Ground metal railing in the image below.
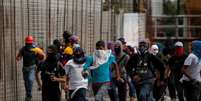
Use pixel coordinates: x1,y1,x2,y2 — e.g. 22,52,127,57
152,15,201,40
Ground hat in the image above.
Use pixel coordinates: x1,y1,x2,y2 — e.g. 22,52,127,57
175,41,183,47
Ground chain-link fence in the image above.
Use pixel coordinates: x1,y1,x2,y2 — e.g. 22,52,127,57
0,0,137,100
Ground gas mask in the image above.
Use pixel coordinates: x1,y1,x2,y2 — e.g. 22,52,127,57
139,41,148,54
139,45,147,54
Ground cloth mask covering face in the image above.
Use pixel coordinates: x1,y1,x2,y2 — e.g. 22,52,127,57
93,50,111,65
175,47,184,57
73,54,86,64
91,50,111,69
73,44,80,48
47,53,58,62
114,47,121,55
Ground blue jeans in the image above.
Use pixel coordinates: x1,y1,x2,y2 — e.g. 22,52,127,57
23,65,36,98
108,79,119,101
127,76,137,98
136,83,155,101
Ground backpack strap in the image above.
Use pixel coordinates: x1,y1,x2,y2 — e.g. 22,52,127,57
117,54,126,64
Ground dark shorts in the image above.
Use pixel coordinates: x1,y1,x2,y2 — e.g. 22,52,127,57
42,87,61,101
183,80,201,101
69,88,87,101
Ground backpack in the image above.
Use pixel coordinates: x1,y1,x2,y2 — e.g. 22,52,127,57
21,46,37,67
135,52,155,77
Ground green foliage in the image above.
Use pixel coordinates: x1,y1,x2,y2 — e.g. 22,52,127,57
163,0,177,15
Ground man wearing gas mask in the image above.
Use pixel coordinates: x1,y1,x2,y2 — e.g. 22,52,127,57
36,45,65,101
132,40,163,101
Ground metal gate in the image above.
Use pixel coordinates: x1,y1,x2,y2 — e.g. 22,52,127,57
0,0,119,100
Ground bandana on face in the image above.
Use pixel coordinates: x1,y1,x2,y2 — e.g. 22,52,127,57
175,47,184,57
73,47,86,64
88,49,112,70
93,50,111,65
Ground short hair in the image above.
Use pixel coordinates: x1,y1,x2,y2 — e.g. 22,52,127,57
47,45,58,53
96,40,105,48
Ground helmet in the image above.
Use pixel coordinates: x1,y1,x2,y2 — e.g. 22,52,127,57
25,36,34,44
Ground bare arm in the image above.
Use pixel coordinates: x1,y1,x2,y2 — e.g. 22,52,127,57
164,65,171,79
62,75,69,91
51,75,66,82
16,51,22,61
113,63,121,80
35,69,42,90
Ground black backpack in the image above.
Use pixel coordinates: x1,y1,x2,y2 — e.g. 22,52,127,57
22,46,37,67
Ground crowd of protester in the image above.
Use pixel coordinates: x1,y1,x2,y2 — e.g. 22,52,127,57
16,31,201,101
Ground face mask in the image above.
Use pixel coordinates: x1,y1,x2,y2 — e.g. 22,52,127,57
73,44,80,48
94,50,111,59
152,49,159,55
114,47,121,55
47,53,58,62
139,44,148,54
73,53,86,64
175,47,184,57
151,45,159,55
139,47,146,54
95,50,102,58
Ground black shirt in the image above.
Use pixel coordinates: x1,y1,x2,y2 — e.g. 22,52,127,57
38,60,65,92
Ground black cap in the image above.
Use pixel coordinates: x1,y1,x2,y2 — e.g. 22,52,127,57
118,37,126,45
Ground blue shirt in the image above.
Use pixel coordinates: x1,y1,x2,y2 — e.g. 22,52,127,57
84,55,116,83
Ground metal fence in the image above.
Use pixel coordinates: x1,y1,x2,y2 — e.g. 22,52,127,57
0,0,125,100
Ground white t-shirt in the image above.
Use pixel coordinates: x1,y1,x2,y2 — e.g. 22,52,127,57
64,60,88,90
180,53,201,82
